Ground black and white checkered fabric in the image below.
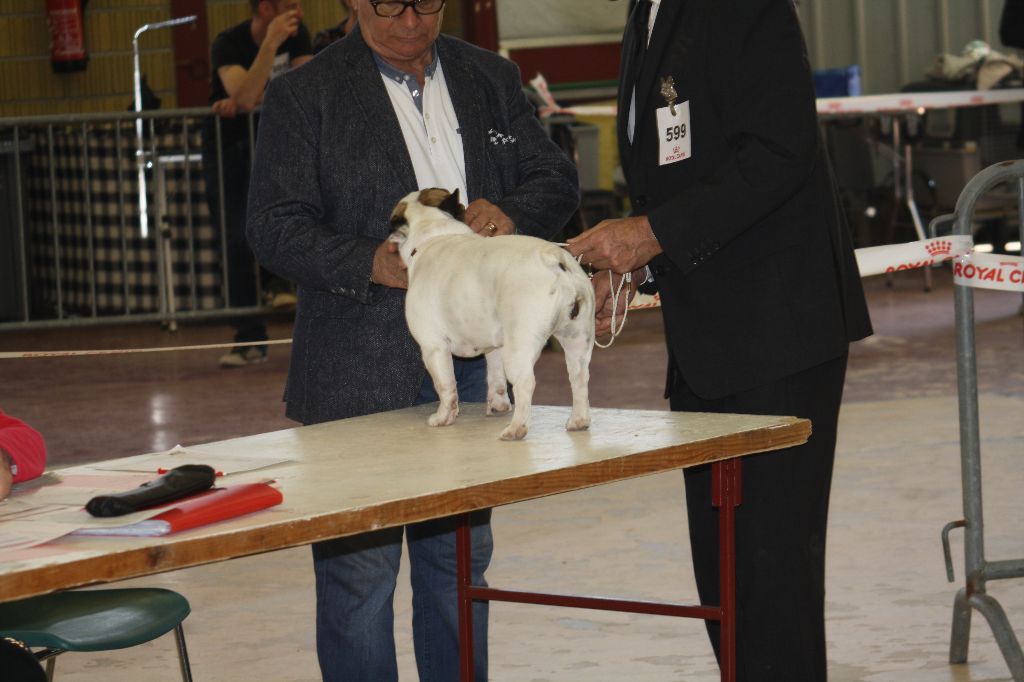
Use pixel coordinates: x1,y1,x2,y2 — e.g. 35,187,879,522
25,118,224,317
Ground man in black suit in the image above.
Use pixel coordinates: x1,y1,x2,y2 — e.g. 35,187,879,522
568,0,873,679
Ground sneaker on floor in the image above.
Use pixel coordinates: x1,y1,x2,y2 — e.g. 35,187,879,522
218,347,268,368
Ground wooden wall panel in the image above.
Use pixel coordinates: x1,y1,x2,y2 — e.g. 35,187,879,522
0,0,349,118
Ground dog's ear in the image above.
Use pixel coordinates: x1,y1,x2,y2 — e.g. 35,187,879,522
390,201,408,229
388,224,408,247
439,188,466,222
417,188,449,208
389,201,409,246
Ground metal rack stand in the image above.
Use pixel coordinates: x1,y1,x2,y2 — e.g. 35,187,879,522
939,160,1024,682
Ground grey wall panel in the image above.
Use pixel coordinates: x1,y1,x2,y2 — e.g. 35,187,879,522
798,0,1010,95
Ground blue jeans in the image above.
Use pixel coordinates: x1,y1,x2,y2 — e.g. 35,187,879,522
313,356,492,682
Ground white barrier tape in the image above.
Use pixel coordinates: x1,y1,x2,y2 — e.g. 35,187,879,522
854,236,975,277
953,251,1024,292
6,241,1020,359
0,338,292,360
626,235,1021,312
530,75,1024,120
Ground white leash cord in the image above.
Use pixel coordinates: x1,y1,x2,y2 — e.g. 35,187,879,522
558,244,632,349
594,270,631,349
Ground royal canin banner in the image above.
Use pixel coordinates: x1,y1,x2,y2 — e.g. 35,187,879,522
854,236,974,277
952,252,1024,292
626,235,1022,311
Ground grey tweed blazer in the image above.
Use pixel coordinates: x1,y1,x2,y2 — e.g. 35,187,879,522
246,27,580,425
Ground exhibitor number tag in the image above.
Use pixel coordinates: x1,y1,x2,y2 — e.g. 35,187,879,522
657,100,691,166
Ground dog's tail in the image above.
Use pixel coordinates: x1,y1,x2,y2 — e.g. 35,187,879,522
542,247,595,325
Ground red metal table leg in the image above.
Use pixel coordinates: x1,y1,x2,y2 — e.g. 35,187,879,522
457,514,475,682
456,458,742,682
712,458,742,682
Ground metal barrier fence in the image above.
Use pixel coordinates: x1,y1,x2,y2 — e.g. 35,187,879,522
0,107,268,330
938,160,1024,682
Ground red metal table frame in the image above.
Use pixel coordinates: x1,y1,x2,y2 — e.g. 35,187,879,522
456,457,742,682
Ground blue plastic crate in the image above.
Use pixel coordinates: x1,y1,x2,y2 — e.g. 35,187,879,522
814,65,862,97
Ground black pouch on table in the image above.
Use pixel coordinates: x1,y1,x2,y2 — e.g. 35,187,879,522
85,464,217,517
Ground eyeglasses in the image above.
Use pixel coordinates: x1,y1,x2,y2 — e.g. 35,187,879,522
370,0,445,18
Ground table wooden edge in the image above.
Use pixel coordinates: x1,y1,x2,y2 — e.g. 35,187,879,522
0,416,810,602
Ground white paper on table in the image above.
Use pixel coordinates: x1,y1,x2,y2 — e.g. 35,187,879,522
0,495,170,529
0,497,79,523
0,520,80,551
9,472,158,507
88,445,293,475
71,519,172,538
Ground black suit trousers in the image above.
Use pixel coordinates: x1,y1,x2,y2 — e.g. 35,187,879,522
671,352,849,682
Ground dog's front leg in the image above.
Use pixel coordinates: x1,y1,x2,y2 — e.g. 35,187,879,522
484,348,512,416
422,347,459,427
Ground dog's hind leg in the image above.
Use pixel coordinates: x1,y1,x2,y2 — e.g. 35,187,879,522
499,345,540,440
484,349,512,416
422,346,459,427
555,329,592,431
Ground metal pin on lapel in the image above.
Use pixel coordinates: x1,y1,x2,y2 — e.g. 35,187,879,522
660,76,678,115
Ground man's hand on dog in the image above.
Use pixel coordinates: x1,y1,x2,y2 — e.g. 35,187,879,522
371,240,409,289
464,198,514,237
566,216,662,273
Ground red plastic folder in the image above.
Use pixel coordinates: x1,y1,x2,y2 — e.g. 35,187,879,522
73,483,283,537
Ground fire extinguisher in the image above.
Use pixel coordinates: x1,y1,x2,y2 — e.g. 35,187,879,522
46,0,89,73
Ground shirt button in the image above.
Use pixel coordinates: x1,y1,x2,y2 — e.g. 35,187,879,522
431,137,437,143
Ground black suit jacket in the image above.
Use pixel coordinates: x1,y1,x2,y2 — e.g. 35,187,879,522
246,28,579,424
620,0,872,400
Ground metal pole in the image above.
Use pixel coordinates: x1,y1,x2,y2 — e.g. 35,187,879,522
82,122,97,318
132,16,197,239
115,120,130,314
13,125,28,321
47,125,64,319
183,117,198,311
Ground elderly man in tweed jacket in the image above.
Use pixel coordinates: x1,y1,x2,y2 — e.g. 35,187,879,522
246,1,579,679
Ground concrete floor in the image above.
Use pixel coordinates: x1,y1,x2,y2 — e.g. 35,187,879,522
2,268,1023,681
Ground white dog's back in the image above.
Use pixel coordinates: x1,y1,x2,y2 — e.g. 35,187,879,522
406,235,593,358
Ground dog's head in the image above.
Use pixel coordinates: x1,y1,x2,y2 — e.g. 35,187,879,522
388,188,470,264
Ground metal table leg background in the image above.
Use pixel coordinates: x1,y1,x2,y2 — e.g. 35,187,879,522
456,458,744,682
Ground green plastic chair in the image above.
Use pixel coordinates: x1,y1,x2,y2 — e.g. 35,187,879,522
0,588,193,681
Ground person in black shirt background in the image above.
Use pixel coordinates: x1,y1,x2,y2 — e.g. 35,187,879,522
313,0,357,55
202,0,312,368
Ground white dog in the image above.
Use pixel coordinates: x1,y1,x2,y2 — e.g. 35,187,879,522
389,188,595,440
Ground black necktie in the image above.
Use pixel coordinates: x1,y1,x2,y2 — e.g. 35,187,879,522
635,0,652,54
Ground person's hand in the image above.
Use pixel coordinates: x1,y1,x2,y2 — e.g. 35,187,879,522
266,10,301,49
591,269,640,337
211,97,238,118
566,216,662,274
464,199,515,237
370,239,409,289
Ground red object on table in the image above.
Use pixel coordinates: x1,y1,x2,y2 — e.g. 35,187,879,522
152,483,282,534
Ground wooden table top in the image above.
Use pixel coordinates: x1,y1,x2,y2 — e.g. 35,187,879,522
0,405,809,602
